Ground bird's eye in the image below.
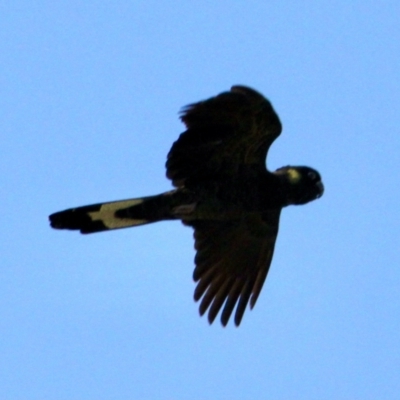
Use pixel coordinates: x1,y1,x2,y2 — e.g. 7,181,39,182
308,171,317,180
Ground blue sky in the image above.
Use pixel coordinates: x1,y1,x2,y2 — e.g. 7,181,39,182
1,1,400,399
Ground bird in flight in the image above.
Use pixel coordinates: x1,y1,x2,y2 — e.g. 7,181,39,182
49,85,324,326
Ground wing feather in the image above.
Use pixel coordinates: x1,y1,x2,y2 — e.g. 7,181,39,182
166,85,282,188
190,209,281,326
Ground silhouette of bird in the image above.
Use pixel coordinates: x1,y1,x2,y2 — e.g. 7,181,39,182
49,85,324,326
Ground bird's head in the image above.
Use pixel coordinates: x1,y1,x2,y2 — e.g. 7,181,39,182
274,166,324,205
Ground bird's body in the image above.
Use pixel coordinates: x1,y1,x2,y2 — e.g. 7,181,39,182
50,85,324,326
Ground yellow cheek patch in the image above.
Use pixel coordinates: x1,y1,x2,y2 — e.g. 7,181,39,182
287,168,301,184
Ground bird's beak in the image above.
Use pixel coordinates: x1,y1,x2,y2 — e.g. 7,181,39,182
316,181,324,198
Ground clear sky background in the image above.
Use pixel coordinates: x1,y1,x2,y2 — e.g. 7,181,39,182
1,1,400,399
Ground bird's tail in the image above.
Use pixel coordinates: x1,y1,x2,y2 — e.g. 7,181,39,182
49,191,181,234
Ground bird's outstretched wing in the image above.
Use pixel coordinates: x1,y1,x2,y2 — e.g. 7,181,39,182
166,85,282,188
189,209,281,326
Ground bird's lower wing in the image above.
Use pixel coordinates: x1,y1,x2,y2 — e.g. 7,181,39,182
189,209,281,326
